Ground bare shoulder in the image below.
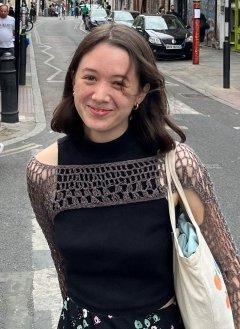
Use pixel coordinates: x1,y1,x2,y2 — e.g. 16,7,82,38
35,142,58,166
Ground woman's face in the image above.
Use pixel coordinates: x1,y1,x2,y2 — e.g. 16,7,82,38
73,43,146,142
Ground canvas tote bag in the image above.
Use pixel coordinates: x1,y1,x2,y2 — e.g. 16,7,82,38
165,147,235,329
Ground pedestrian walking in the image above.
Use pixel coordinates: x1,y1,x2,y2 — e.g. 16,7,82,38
29,4,36,22
8,6,14,17
0,4,15,57
58,3,66,20
74,3,79,18
200,13,210,43
167,4,179,18
81,3,89,29
105,1,111,16
27,24,240,329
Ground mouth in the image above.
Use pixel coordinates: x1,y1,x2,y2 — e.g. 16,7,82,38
87,105,113,117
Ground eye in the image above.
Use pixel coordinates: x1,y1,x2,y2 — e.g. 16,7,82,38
113,80,126,90
83,75,96,82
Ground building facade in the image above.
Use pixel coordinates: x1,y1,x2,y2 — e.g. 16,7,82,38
130,0,239,51
231,0,240,50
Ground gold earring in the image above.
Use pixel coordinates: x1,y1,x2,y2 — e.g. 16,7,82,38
133,103,139,110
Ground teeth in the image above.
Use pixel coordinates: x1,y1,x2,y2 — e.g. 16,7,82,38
95,108,109,111
89,105,112,112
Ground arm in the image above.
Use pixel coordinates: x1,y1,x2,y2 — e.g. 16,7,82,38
26,150,67,299
175,143,240,328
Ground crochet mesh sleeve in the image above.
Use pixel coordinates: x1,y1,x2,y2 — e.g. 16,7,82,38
175,143,240,328
26,159,67,299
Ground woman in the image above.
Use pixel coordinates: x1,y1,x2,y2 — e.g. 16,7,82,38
27,24,240,328
200,13,210,43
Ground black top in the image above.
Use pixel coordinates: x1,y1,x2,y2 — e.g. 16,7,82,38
54,127,175,316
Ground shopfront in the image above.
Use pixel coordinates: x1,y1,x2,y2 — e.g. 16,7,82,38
231,0,240,50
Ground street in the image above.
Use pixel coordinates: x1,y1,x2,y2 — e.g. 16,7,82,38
0,16,240,329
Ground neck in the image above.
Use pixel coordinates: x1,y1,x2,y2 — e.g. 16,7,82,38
84,125,129,143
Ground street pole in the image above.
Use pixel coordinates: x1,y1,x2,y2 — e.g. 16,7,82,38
19,2,27,85
223,0,231,88
14,0,21,94
192,0,201,65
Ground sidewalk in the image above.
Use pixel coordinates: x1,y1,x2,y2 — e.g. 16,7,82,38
0,40,45,147
0,44,239,148
158,46,240,111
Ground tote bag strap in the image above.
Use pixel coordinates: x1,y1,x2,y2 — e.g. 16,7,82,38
165,145,201,242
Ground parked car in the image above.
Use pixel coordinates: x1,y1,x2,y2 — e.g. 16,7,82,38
132,14,192,59
85,8,108,30
108,10,134,27
79,3,101,11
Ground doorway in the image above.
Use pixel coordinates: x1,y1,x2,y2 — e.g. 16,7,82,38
177,0,188,25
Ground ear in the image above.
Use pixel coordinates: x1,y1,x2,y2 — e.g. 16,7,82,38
137,83,150,104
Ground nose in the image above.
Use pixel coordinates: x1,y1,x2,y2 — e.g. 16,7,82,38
91,82,111,103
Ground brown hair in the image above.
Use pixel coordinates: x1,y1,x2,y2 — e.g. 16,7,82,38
51,24,185,153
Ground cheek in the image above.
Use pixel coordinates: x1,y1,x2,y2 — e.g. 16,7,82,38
74,85,92,105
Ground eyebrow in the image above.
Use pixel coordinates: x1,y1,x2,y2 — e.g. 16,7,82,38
81,68,129,80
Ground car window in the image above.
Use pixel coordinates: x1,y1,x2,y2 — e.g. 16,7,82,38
91,9,107,18
114,11,133,21
145,16,167,30
164,16,185,29
145,16,185,30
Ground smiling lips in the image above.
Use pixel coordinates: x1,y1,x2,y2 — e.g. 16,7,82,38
88,105,113,117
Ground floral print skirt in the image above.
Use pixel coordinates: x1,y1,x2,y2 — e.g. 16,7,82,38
58,296,185,329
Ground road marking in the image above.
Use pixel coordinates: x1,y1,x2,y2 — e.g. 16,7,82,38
168,97,200,115
166,81,179,87
0,143,42,157
179,126,188,130
74,22,81,30
166,125,188,130
233,127,240,130
33,27,41,44
78,20,88,33
39,44,63,81
34,28,63,82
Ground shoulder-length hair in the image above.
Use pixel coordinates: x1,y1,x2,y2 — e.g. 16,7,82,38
51,24,185,153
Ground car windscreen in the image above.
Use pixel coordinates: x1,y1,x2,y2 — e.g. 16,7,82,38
91,9,107,18
145,16,185,30
114,11,133,21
